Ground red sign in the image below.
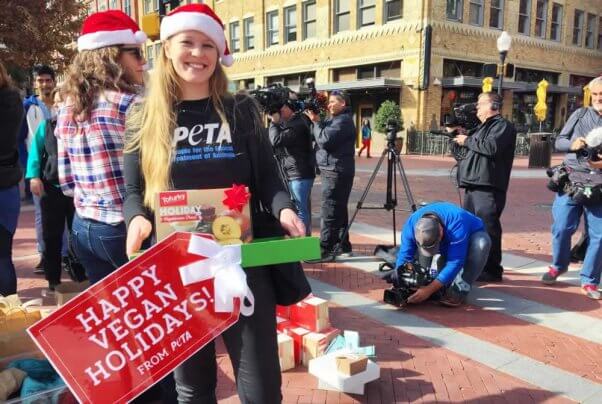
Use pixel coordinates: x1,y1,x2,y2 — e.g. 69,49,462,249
28,232,244,404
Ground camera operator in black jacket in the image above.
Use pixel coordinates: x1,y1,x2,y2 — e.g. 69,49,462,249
453,92,517,282
306,90,356,262
268,90,316,236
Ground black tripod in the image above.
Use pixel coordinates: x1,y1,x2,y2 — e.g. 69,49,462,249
334,123,417,255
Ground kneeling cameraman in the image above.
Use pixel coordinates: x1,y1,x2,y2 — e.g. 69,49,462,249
394,202,491,307
268,90,315,236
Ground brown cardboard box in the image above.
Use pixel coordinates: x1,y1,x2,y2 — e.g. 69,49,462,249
55,281,90,306
277,334,295,371
302,327,340,366
155,187,252,243
335,354,368,376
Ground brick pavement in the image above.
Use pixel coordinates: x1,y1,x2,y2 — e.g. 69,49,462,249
9,154,601,403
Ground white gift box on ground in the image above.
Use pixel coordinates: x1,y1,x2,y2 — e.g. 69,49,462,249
308,352,380,395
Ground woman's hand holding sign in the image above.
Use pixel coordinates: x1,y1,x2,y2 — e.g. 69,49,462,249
127,216,153,256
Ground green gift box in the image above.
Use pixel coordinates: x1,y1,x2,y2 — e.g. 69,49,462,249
241,236,321,267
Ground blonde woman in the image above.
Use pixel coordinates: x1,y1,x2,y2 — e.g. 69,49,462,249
56,10,146,284
123,4,304,403
0,62,24,296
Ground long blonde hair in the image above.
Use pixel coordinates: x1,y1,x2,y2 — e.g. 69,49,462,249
62,47,138,120
126,41,229,210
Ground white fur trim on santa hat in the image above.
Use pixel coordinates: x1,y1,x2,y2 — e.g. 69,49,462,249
77,28,147,51
160,12,233,66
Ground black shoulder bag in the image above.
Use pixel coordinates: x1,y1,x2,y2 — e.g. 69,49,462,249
226,95,311,306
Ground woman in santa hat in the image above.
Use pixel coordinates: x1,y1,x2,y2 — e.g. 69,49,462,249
123,4,305,403
56,10,147,284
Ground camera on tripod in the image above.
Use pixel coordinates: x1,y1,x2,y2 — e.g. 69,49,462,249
386,119,399,144
381,261,436,307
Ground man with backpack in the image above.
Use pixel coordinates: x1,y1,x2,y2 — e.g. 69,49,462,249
25,87,84,292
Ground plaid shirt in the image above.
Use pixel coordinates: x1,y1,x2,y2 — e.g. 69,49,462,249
56,90,137,224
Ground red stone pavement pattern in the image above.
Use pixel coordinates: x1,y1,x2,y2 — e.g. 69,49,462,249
10,154,600,403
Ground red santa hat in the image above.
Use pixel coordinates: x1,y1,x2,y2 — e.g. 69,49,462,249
160,4,233,67
78,10,147,52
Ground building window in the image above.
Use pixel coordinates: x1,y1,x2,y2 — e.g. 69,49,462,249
550,3,562,41
573,10,584,46
229,21,240,53
358,0,376,27
599,17,602,50
123,0,131,15
284,6,297,43
146,44,155,69
144,0,158,14
518,0,530,35
534,0,547,38
468,0,483,26
489,0,503,29
243,17,255,51
303,1,317,39
98,1,107,11
266,10,279,47
334,0,351,33
446,0,463,21
109,0,118,9
384,0,402,22
585,13,596,48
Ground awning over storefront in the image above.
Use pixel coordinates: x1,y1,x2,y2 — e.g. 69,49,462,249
441,76,582,95
316,77,403,92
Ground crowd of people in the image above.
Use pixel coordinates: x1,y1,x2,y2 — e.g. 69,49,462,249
1,2,601,403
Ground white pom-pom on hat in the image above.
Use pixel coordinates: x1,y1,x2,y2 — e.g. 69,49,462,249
78,10,147,51
160,4,234,67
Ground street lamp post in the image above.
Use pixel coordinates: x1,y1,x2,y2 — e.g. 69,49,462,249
496,31,512,96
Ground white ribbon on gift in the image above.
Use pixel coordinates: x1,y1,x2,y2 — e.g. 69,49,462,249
179,235,255,317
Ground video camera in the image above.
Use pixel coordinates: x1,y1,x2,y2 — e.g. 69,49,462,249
443,103,480,133
249,78,326,115
576,127,602,163
381,261,436,307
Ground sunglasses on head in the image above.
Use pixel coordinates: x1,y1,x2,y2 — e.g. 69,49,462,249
120,47,144,60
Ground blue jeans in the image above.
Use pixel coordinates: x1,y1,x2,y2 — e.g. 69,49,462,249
289,178,314,236
33,194,44,253
551,193,602,285
71,215,127,284
0,186,20,296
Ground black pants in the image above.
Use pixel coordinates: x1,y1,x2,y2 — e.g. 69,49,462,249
173,270,281,404
40,182,75,284
320,170,354,254
463,188,507,277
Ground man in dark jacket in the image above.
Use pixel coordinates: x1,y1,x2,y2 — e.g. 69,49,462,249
307,90,356,261
269,90,315,236
453,92,517,282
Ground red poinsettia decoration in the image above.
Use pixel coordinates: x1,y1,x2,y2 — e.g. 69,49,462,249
223,184,251,212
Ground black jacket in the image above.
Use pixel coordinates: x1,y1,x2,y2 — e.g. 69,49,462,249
0,87,24,189
269,112,315,181
313,108,356,174
457,114,517,192
41,119,60,185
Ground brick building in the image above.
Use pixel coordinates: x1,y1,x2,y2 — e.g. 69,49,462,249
90,0,602,150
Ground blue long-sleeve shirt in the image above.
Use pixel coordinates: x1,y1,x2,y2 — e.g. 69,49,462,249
395,202,484,285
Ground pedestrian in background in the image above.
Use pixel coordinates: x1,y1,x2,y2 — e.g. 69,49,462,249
358,118,372,158
124,4,304,403
56,10,146,284
306,89,356,262
19,64,56,273
0,61,24,296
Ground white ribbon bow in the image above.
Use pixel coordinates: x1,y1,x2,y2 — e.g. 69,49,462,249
179,235,255,317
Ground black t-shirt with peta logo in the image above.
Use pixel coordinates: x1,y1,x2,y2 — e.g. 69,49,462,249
171,98,251,190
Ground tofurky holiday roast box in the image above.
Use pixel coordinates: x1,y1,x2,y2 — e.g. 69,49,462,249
155,185,252,244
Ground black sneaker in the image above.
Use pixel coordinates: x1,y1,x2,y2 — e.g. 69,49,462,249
41,282,60,297
33,258,45,274
476,272,503,283
304,253,336,264
440,285,466,307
